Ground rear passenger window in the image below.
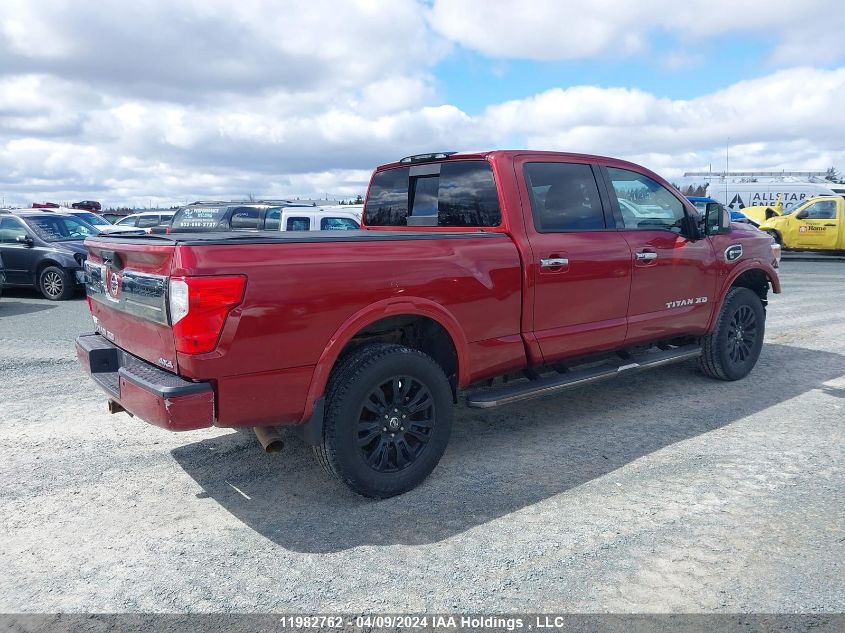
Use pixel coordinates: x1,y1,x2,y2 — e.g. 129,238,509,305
286,217,310,231
364,160,500,227
137,215,159,228
524,163,606,231
320,217,359,230
607,168,686,231
229,207,260,230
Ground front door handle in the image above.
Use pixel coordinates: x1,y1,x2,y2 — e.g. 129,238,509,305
824,223,837,227
635,252,658,261
540,257,569,268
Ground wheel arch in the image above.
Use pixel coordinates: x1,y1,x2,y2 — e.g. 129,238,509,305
34,258,65,285
301,298,469,423
707,263,779,331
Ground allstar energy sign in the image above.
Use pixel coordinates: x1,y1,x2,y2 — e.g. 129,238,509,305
727,191,810,210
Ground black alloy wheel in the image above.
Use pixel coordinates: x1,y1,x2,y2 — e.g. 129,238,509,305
357,375,436,473
726,304,758,365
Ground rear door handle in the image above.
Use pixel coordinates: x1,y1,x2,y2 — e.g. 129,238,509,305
635,252,658,261
824,223,837,227
540,257,569,267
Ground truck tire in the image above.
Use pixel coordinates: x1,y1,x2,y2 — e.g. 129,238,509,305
314,343,453,498
38,265,74,301
699,287,765,381
766,230,782,246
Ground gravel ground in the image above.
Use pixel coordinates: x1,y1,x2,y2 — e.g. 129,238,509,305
0,261,843,613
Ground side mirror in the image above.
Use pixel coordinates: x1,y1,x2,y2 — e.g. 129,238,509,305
15,234,34,246
705,202,731,235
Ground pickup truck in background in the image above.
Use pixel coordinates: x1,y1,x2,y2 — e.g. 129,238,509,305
76,150,781,497
758,195,845,251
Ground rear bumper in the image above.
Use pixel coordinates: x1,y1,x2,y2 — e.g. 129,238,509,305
75,333,215,431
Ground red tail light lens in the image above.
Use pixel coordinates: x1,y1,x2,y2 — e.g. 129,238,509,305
86,295,94,314
169,275,246,354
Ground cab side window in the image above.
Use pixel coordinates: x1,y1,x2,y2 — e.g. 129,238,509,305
137,215,160,228
607,168,686,232
802,200,837,219
523,162,606,232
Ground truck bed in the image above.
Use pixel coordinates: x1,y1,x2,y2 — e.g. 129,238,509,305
82,229,525,427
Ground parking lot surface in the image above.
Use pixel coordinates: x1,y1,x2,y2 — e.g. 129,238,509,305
1,261,843,612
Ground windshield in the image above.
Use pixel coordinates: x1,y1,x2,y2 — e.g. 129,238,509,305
74,212,110,226
783,199,811,215
24,215,99,241
691,200,707,214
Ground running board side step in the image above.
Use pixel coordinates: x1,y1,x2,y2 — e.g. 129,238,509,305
465,344,702,409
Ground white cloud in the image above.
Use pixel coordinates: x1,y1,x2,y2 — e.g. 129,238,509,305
478,67,845,178
3,66,845,206
428,0,845,65
0,0,446,99
0,1,843,207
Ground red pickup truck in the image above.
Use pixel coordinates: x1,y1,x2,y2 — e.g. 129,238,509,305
76,150,781,497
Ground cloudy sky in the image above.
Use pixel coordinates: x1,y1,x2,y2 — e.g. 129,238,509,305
2,0,844,208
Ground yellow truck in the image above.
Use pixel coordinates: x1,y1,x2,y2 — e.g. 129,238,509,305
740,199,783,226
759,195,844,251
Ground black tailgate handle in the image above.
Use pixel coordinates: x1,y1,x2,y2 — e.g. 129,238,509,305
99,250,123,269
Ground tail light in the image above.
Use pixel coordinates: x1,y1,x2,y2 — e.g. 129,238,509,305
169,275,246,354
86,295,94,314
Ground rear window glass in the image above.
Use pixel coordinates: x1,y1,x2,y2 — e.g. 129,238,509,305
286,217,310,231
320,217,359,230
172,207,226,230
364,160,501,227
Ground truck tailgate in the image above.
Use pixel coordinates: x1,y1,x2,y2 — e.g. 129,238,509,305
84,238,179,372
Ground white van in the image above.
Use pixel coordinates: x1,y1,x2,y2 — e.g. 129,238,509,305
278,205,362,232
706,181,838,212
828,184,845,198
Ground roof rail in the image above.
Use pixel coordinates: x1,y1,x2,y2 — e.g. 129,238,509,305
256,199,317,206
399,151,457,164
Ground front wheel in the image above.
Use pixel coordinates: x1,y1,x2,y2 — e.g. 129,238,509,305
699,287,766,381
314,344,454,498
38,266,74,301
